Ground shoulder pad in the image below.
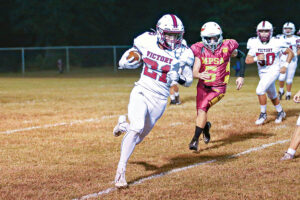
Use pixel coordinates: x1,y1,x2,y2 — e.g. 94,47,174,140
134,32,156,51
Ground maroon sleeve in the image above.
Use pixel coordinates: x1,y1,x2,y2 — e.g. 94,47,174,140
226,39,239,54
191,43,201,58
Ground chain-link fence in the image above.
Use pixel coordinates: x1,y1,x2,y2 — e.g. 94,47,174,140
0,46,131,74
2,43,287,76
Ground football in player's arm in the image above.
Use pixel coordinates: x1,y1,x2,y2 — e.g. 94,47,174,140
113,14,194,188
188,22,246,151
281,90,300,160
245,21,294,125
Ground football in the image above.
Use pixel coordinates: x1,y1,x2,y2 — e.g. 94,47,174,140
127,50,142,63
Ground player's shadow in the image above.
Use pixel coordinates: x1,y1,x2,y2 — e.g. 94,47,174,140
129,130,272,184
283,108,300,118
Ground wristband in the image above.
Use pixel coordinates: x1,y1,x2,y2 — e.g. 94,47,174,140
253,56,258,62
177,77,186,85
283,62,290,68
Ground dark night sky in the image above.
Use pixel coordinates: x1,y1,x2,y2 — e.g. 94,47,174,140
0,0,299,47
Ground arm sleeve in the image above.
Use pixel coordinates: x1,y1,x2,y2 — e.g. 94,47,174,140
296,38,300,48
246,39,256,56
227,39,239,54
190,43,200,58
235,49,246,77
178,49,194,87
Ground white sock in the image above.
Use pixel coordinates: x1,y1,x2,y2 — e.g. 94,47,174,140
286,91,291,96
118,130,139,170
260,105,266,113
287,148,296,156
275,104,283,112
175,92,179,97
279,87,284,93
170,94,175,100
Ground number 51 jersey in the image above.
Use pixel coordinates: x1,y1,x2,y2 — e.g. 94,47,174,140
133,32,194,99
247,37,288,72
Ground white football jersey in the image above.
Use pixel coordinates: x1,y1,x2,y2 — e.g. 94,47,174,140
276,34,300,63
133,32,194,98
247,36,288,72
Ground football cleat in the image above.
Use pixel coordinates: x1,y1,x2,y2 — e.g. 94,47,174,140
278,90,285,100
255,112,267,125
280,152,294,161
285,95,291,100
189,137,199,151
170,99,177,105
203,122,211,144
175,95,181,105
115,168,128,188
113,115,128,137
275,111,286,123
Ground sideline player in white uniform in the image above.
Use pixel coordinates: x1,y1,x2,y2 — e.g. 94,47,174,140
113,14,194,188
245,21,294,125
277,22,300,100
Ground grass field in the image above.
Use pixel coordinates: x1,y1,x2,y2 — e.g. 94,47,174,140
0,68,299,200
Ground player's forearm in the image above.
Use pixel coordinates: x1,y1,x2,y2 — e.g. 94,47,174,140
245,55,255,64
286,50,294,63
193,71,201,79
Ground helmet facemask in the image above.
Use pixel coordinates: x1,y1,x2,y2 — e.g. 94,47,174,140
257,29,272,43
157,27,184,50
282,22,295,36
202,34,223,53
283,28,294,36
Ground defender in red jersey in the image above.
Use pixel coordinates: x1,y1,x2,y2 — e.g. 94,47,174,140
189,22,246,151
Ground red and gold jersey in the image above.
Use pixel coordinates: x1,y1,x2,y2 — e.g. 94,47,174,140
191,39,238,86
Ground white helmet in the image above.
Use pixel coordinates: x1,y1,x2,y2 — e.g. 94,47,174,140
156,14,184,50
200,22,223,52
256,21,273,43
282,22,295,36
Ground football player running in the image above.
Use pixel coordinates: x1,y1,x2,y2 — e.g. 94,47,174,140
280,90,300,160
189,22,246,151
113,14,194,188
277,22,300,100
245,21,294,125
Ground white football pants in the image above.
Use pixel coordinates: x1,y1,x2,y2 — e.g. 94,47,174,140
278,61,298,84
117,85,167,170
256,69,280,99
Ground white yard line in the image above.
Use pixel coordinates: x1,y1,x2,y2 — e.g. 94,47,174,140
169,122,184,127
74,139,289,200
0,115,118,134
